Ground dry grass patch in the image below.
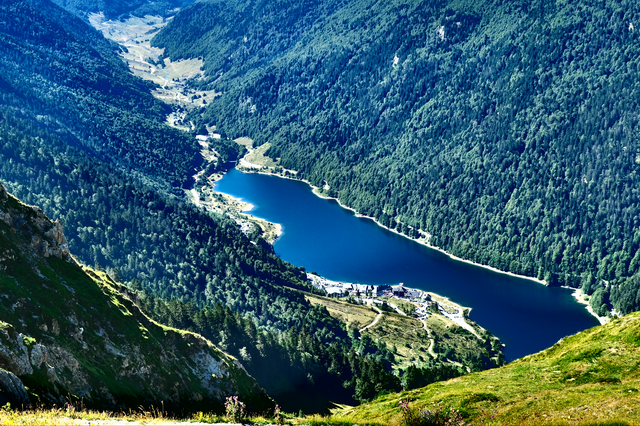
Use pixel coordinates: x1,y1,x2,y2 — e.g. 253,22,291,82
244,143,280,168
235,137,255,149
305,294,434,368
306,294,378,331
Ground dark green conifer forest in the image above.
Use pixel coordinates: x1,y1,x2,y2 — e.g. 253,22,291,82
5,0,640,414
50,0,194,20
154,0,640,316
0,0,416,410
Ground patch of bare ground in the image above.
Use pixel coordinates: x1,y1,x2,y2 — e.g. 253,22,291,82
88,13,220,111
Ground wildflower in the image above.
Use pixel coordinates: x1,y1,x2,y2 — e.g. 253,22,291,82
224,395,246,423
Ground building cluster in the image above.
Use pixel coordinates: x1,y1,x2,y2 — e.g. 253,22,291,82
391,283,427,300
195,134,222,141
309,275,431,303
308,274,476,334
308,275,392,297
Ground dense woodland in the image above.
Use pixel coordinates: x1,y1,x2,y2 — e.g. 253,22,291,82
0,0,199,187
135,290,502,410
50,0,194,20
136,291,401,411
0,0,479,411
155,0,640,316
0,107,474,408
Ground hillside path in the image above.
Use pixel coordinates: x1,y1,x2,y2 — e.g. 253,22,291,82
359,305,383,333
420,318,438,359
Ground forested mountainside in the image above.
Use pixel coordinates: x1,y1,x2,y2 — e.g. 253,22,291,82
155,0,640,316
0,0,435,410
152,0,350,77
51,0,193,20
0,114,413,409
0,117,316,327
135,291,503,412
0,181,271,412
0,111,481,409
136,291,400,412
0,0,198,187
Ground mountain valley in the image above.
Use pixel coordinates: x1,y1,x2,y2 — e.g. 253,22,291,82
0,0,639,424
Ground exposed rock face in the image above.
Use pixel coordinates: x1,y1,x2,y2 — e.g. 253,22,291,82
29,343,46,368
0,184,71,262
0,181,271,412
0,369,30,408
0,314,265,409
0,332,32,377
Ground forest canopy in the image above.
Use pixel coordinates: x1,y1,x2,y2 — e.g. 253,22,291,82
154,0,640,316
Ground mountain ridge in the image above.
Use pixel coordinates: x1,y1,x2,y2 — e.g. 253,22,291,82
0,180,271,412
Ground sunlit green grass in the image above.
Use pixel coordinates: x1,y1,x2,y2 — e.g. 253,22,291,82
330,313,640,425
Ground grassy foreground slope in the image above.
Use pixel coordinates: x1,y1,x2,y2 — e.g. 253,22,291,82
334,312,640,425
0,181,270,412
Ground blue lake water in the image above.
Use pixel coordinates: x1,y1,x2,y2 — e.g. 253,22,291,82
216,168,599,361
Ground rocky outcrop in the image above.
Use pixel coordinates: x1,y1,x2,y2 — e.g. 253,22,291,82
30,219,71,259
0,183,71,261
0,181,270,412
0,325,32,408
0,369,29,408
0,331,32,377
0,290,270,409
29,343,46,369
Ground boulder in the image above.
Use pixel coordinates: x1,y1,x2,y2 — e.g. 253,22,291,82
0,369,30,408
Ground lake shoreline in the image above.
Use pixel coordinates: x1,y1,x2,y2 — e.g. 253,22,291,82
564,287,609,325
237,164,548,285
232,162,602,325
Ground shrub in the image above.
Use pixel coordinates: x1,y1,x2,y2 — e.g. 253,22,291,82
224,396,246,423
399,399,464,426
274,404,284,425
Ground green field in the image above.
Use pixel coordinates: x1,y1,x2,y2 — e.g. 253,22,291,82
330,312,640,425
306,294,499,371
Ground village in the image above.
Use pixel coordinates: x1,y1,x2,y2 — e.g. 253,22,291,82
306,273,479,336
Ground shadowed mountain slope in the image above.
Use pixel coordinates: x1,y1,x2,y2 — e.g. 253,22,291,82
0,181,271,412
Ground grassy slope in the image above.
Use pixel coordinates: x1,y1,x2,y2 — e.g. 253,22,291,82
0,184,269,412
305,293,502,371
334,312,640,425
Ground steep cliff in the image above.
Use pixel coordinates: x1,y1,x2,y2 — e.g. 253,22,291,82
0,182,270,412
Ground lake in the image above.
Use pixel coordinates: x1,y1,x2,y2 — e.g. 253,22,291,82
216,168,599,361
